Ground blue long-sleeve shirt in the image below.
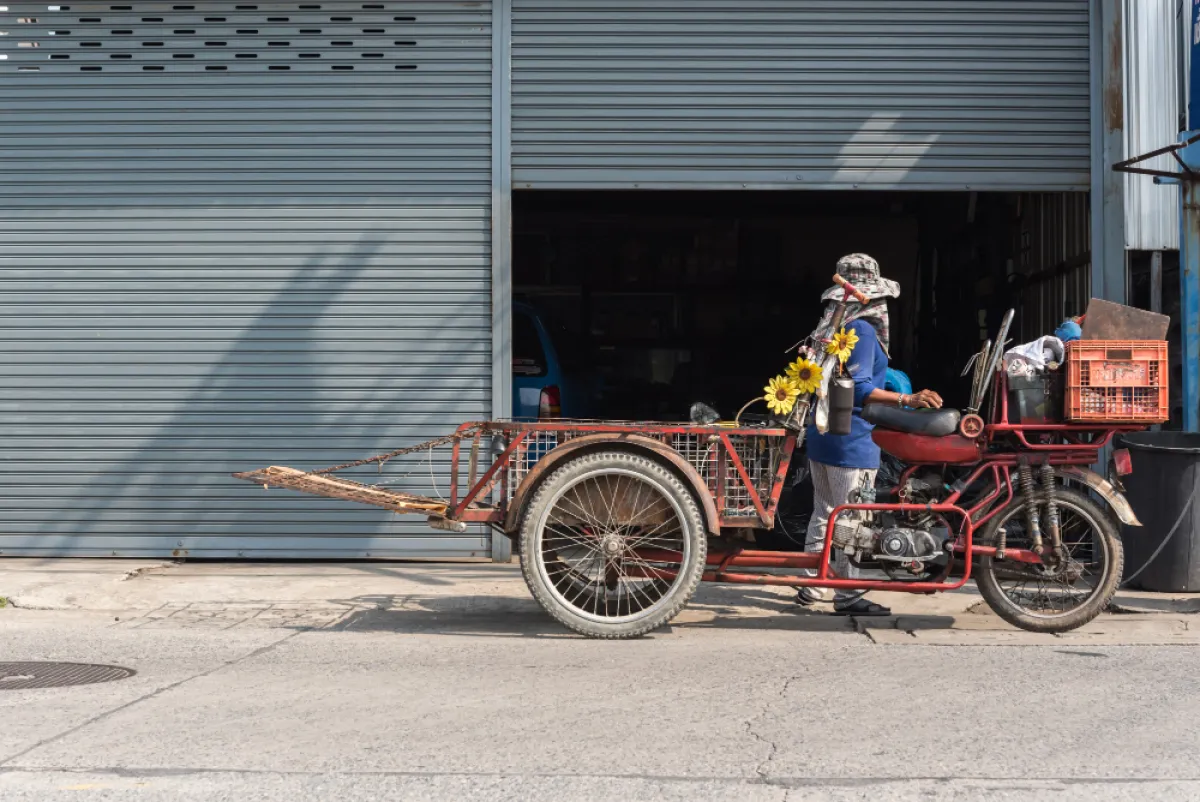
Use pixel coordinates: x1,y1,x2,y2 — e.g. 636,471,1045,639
806,319,888,469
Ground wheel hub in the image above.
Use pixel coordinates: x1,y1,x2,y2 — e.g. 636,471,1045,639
601,534,625,556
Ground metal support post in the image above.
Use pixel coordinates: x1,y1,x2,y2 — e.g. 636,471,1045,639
1181,0,1200,431
1150,251,1163,313
1182,158,1200,431
1091,0,1128,458
1091,0,1127,308
489,0,514,560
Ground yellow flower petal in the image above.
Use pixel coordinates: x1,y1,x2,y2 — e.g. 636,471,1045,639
825,327,859,364
784,359,823,395
762,375,800,415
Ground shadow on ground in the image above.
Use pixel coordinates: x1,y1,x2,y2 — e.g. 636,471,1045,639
320,588,959,638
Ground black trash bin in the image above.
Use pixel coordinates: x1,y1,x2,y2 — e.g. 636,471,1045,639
1115,432,1200,592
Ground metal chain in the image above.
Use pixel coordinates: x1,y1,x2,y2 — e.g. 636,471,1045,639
309,425,483,476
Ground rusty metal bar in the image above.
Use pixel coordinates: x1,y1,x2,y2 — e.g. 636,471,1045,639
452,431,529,519
1112,130,1200,178
635,548,823,572
491,420,790,438
764,434,797,519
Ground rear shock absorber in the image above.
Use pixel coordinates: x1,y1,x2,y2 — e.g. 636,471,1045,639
1018,461,1044,555
1041,463,1062,555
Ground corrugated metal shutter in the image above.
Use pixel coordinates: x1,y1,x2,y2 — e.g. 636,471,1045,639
0,1,493,558
512,0,1091,190
1123,0,1181,251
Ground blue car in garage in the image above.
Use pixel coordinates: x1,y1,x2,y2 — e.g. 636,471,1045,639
512,302,584,420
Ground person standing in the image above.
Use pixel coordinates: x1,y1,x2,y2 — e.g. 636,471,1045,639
796,255,942,616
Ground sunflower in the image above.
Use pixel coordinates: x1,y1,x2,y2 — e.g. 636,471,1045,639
825,327,859,364
785,358,824,395
762,376,800,415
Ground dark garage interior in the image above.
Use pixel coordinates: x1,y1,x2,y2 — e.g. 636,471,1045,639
513,190,1095,423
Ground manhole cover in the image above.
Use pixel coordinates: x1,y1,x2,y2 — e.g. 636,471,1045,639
0,662,135,690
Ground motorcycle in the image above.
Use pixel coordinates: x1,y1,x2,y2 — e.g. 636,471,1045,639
778,286,1143,633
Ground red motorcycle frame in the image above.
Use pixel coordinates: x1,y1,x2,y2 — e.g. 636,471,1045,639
624,402,1141,595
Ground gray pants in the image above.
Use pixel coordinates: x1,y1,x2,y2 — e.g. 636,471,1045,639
804,460,877,604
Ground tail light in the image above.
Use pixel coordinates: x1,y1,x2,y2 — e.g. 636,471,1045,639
1112,448,1133,476
539,385,561,419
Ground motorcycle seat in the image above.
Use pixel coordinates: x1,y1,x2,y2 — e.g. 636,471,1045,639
861,404,961,437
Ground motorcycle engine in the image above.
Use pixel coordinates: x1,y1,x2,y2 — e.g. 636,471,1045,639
828,468,947,571
833,518,943,565
875,527,942,563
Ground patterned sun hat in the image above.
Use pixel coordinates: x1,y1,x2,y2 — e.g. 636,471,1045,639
820,253,900,303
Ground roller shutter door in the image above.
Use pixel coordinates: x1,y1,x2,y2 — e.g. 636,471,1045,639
512,0,1091,190
0,2,493,557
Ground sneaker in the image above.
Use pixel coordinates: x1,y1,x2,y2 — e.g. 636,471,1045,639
794,587,826,606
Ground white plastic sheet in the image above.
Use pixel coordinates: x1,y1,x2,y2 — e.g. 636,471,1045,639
1003,336,1065,379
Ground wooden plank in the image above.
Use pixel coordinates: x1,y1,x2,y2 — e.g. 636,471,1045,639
234,466,449,516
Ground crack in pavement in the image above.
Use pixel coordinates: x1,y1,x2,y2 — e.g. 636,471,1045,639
745,673,802,784
0,629,303,768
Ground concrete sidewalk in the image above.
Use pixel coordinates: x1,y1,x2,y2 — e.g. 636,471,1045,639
2,558,1199,644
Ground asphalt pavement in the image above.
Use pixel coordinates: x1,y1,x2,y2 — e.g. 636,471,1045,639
1,560,1199,800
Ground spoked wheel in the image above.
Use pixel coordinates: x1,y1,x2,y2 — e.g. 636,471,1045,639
975,487,1123,633
519,451,707,639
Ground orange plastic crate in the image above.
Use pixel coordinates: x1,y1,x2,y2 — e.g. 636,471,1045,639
1065,340,1169,423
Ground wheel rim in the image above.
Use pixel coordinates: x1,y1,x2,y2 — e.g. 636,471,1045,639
985,496,1111,620
534,467,691,625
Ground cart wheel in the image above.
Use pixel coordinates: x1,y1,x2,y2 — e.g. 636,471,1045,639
519,450,707,639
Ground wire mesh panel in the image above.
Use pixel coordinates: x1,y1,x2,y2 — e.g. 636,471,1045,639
669,432,717,491
720,435,777,518
670,431,779,519
501,424,785,523
507,429,561,497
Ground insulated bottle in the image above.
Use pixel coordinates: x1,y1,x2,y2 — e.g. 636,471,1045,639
829,375,855,435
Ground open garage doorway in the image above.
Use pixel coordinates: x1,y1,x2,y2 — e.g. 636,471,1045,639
512,190,1091,423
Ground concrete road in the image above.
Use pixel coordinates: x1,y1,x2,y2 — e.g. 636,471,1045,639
2,603,1199,802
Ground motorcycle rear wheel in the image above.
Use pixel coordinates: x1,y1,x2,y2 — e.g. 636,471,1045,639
975,487,1122,633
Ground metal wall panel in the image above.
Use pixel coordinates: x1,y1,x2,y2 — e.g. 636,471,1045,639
1015,193,1092,340
511,0,1092,190
0,1,494,557
1123,0,1182,251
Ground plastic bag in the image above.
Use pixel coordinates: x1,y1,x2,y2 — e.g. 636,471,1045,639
885,368,913,395
876,453,905,491
1055,319,1082,343
1004,336,1065,377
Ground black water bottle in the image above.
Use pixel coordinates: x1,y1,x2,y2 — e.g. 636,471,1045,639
829,375,855,436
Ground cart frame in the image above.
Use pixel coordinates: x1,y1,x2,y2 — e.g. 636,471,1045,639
237,411,1138,595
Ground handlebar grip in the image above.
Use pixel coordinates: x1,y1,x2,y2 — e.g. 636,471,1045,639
832,274,870,305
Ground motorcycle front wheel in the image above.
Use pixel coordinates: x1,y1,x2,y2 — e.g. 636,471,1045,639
975,487,1123,633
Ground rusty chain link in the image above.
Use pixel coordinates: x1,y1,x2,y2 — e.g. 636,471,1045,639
310,424,485,476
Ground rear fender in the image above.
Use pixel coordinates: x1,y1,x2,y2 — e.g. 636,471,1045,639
1058,466,1143,527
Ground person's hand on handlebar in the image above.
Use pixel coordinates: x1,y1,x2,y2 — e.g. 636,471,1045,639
866,387,943,409
903,389,943,409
